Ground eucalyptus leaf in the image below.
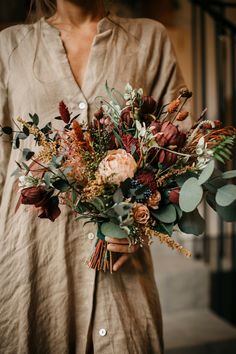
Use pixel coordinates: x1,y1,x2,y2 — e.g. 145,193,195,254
89,197,105,212
215,184,236,207
52,179,70,192
216,201,236,222
44,172,52,187
113,203,132,217
152,204,177,224
23,148,34,161
198,160,215,185
29,113,39,126
179,177,203,212
113,188,124,204
222,170,236,179
178,209,205,235
101,222,129,239
2,126,13,135
154,222,174,236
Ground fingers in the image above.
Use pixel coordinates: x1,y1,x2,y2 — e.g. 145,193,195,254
105,237,129,245
107,243,139,254
113,254,130,272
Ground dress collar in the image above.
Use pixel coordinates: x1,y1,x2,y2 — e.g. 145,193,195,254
39,12,117,36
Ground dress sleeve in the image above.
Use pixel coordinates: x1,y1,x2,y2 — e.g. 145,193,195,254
150,25,186,104
150,24,193,130
0,34,12,204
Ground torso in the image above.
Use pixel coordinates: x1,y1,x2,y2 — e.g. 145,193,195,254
48,21,99,89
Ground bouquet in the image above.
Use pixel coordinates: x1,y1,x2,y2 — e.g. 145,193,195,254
1,82,236,272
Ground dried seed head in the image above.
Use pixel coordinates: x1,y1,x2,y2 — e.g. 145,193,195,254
167,99,180,113
176,111,189,121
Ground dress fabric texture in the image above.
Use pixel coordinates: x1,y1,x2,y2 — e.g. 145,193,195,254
0,14,186,354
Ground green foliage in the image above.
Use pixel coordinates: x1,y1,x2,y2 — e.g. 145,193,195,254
215,184,236,207
179,177,203,212
1,126,13,135
52,179,70,192
212,136,235,163
198,160,215,185
152,204,177,224
178,209,205,235
23,148,34,161
101,221,129,239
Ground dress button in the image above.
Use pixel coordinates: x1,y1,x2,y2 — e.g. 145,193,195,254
88,232,95,240
78,101,86,110
99,328,107,337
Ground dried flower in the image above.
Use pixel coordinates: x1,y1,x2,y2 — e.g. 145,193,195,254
147,191,161,209
167,99,180,113
179,88,192,98
59,101,70,123
98,149,137,185
176,111,189,121
133,203,150,224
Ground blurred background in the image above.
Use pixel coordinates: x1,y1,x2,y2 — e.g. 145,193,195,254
0,0,236,353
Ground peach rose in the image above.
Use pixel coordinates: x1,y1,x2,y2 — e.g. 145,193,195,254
147,191,161,209
133,203,150,224
98,149,137,185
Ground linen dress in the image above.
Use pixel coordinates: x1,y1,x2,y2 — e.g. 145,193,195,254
0,13,186,354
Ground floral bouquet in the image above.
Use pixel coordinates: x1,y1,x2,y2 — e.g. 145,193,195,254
1,83,236,272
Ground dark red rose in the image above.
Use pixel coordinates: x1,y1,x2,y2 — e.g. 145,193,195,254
141,96,157,114
38,196,61,222
21,186,49,205
59,101,70,123
168,188,180,204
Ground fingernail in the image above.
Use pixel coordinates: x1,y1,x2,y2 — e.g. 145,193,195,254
105,237,111,242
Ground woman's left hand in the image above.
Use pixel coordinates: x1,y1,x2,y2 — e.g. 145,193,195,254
105,237,139,272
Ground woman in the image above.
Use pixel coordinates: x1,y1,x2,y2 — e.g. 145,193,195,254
0,1,186,353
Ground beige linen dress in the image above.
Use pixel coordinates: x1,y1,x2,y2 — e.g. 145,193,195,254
0,13,186,354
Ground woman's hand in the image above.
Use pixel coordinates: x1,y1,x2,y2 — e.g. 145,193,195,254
105,237,139,272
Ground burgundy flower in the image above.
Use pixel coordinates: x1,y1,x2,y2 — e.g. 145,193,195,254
94,107,104,120
122,134,140,156
120,107,133,127
59,101,70,124
38,196,61,222
20,186,61,222
150,121,162,135
141,96,157,114
135,170,157,193
149,121,187,167
168,187,180,204
21,186,49,205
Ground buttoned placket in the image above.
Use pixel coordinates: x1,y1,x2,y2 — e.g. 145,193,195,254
40,16,115,352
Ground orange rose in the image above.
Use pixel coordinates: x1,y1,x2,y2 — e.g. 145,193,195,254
147,191,161,209
133,203,150,224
